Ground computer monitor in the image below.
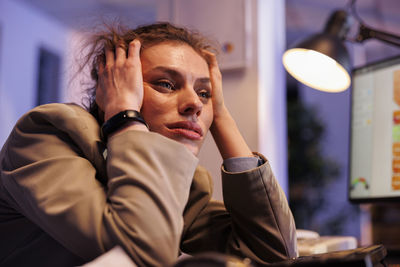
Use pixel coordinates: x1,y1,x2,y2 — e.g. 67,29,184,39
349,56,400,202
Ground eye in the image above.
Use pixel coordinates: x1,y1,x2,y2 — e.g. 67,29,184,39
155,80,175,91
198,90,211,99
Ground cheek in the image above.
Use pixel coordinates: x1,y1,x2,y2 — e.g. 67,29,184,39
141,87,159,125
141,86,174,127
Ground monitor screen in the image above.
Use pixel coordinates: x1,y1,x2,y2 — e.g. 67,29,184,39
349,56,400,202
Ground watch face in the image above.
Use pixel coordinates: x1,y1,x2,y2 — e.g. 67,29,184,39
124,110,141,119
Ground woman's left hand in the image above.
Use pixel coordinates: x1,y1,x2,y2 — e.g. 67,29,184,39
203,51,253,159
203,51,226,120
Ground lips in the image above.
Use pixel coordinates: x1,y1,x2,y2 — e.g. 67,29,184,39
166,121,203,140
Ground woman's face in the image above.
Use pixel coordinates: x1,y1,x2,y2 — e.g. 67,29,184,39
140,42,213,155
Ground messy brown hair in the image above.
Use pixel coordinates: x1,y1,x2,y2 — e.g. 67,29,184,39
81,22,217,123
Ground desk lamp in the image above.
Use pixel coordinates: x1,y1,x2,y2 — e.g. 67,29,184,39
282,0,400,93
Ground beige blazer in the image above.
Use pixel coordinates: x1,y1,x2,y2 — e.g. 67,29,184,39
0,103,297,266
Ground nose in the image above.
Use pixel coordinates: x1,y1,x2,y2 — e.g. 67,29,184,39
178,87,203,117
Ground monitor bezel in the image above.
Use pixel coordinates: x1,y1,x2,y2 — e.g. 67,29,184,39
348,55,400,203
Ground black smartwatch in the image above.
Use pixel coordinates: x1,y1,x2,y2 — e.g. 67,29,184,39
101,110,148,141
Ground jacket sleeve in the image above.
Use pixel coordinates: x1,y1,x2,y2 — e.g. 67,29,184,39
0,105,198,266
180,154,297,264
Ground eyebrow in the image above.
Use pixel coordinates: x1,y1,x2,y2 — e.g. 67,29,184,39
150,66,210,83
198,77,211,84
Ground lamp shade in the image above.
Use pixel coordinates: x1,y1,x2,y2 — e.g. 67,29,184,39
283,10,352,92
283,34,351,92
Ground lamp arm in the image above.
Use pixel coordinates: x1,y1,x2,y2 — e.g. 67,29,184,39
356,24,400,48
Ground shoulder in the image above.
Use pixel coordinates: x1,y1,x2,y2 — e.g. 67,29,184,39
22,103,96,127
16,103,100,140
2,103,105,176
7,103,102,158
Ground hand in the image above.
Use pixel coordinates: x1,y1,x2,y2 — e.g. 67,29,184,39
202,50,226,120
96,39,144,121
203,51,253,159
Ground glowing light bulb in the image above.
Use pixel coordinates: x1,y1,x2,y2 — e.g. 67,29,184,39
283,48,351,92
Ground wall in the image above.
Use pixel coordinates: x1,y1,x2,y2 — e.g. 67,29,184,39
257,0,288,196
0,0,68,145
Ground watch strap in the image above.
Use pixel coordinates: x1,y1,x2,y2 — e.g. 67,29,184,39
101,110,148,141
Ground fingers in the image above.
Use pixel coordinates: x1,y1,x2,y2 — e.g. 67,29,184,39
202,50,222,86
203,50,217,65
203,50,222,96
203,50,219,71
202,50,225,117
115,45,126,66
96,38,144,119
105,47,115,66
128,39,141,60
127,40,144,96
103,40,140,67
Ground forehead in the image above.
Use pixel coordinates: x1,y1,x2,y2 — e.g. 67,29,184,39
140,42,209,77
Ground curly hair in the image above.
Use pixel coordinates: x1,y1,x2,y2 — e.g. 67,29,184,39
80,22,217,122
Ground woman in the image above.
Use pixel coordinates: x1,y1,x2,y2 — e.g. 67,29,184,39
0,22,297,266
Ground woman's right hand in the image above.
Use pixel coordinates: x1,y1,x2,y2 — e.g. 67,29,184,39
96,39,144,121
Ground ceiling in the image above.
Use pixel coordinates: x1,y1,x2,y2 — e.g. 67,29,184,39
15,0,400,64
16,0,400,34
16,0,159,29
